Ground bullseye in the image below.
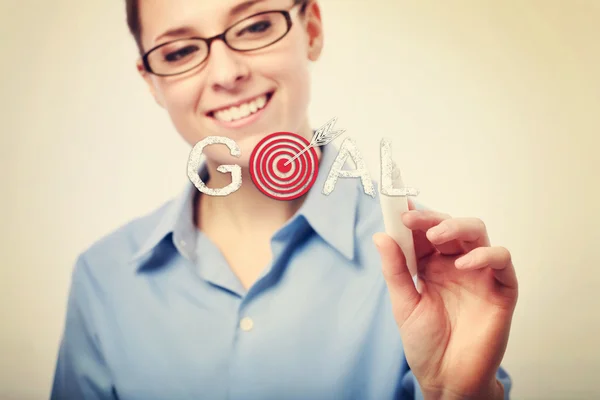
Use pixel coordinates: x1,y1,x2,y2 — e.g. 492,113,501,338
249,132,319,201
277,158,291,173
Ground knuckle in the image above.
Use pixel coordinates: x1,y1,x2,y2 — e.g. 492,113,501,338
422,210,439,220
444,218,460,233
475,218,487,233
424,210,451,220
473,246,487,261
498,246,512,262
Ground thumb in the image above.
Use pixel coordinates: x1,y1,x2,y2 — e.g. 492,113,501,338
373,232,420,326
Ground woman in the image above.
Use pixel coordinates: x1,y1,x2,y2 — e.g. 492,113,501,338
51,0,518,399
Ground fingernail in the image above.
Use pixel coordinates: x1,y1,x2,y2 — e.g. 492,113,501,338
456,255,472,268
429,225,446,237
372,234,382,250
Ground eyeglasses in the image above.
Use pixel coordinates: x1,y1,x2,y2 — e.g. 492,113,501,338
142,3,304,77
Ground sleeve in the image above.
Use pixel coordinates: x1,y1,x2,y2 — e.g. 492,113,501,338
50,255,117,400
400,366,513,399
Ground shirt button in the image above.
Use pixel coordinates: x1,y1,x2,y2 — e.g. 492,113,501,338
239,317,254,332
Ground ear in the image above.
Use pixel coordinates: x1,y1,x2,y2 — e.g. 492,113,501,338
304,1,324,62
136,59,165,108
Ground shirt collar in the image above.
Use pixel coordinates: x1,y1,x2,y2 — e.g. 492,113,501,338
295,143,358,260
130,139,359,268
130,166,203,267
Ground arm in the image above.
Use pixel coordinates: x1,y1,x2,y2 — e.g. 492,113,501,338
50,255,116,400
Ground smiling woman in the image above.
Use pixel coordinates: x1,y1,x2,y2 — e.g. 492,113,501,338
132,0,317,174
49,1,517,399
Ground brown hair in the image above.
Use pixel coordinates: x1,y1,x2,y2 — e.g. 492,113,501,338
125,0,308,55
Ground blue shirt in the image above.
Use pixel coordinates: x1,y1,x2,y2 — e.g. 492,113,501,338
51,143,512,400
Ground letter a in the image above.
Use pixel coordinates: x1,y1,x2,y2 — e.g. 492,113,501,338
323,138,375,198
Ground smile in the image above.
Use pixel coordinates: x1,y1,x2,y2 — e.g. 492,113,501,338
208,92,274,124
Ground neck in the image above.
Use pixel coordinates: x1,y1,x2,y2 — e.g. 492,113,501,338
196,123,319,236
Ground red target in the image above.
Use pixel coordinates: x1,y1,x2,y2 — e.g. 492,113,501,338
249,132,319,201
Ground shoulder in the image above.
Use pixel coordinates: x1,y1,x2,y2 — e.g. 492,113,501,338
73,197,174,282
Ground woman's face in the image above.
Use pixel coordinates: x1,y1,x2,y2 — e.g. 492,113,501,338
136,0,323,167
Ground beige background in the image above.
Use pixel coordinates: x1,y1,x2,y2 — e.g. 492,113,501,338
1,0,599,399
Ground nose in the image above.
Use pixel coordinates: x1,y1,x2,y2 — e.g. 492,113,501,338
204,41,250,92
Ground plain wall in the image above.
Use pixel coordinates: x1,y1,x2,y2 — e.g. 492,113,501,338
1,0,599,399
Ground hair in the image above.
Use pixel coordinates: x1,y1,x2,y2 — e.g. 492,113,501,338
125,0,309,56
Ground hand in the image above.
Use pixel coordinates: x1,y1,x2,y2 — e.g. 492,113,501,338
373,201,518,399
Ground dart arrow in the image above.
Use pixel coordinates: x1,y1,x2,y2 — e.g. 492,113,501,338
284,117,346,166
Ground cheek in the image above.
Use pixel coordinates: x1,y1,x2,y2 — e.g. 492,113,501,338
284,43,313,115
284,62,312,127
159,78,205,145
267,53,312,120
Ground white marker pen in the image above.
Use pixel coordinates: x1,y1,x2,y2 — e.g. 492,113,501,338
379,159,419,290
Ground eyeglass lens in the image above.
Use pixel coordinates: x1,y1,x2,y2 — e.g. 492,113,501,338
147,11,290,76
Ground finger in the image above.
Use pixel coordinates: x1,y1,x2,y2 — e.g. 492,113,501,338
426,217,491,251
401,210,464,255
455,246,518,289
373,232,420,326
401,203,438,259
410,229,436,260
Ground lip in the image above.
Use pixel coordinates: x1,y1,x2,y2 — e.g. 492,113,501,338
207,91,274,129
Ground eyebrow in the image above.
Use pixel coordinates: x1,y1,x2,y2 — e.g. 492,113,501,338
153,0,268,44
230,0,267,17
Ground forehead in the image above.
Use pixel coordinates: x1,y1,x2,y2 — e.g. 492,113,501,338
139,0,291,48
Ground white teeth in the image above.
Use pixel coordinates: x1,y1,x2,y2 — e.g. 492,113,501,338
213,94,269,122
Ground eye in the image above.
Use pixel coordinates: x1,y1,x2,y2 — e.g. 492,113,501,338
238,20,272,36
164,45,199,62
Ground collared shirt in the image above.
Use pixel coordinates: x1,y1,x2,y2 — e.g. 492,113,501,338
51,143,512,400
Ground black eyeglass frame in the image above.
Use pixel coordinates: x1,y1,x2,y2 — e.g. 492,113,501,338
141,5,301,77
